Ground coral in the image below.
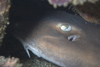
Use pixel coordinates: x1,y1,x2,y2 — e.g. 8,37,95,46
47,0,98,8
71,0,98,5
0,56,22,67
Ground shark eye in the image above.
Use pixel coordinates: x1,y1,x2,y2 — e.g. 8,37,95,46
60,25,72,31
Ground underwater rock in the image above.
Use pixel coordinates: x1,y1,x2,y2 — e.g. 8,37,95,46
0,0,10,46
22,56,58,67
75,0,100,24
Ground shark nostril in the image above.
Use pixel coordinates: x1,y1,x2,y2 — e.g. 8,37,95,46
68,37,74,41
68,35,79,42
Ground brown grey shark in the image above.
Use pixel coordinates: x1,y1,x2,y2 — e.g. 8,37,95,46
14,11,100,67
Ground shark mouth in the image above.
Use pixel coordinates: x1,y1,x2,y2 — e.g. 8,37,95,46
68,35,79,41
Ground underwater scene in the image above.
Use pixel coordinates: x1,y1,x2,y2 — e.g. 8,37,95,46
0,0,100,67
